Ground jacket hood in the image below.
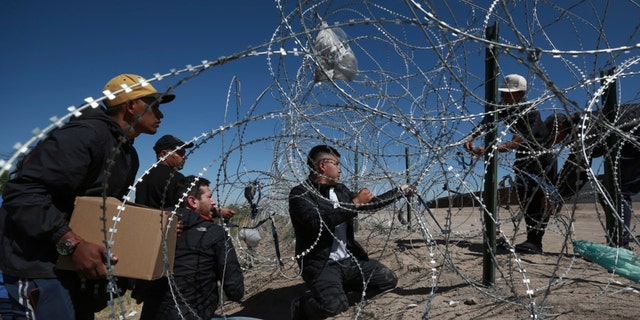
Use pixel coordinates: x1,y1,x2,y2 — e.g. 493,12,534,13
70,105,131,143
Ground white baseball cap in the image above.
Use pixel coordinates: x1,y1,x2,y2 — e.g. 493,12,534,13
499,74,527,92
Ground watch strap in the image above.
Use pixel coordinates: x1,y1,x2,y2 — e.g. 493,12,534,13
56,235,83,256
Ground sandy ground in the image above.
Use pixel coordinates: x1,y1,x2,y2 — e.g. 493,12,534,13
101,202,639,320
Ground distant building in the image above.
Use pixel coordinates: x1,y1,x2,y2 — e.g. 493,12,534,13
426,174,638,208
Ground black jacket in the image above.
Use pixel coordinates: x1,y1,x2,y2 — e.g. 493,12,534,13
475,102,554,177
288,178,403,282
157,207,244,319
135,164,185,209
557,104,640,199
0,107,139,278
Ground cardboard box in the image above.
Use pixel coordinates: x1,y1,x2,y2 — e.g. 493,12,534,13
57,196,177,280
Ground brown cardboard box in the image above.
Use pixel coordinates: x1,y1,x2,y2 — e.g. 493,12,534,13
57,196,177,280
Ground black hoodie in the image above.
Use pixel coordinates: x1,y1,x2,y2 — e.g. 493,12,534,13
0,106,139,278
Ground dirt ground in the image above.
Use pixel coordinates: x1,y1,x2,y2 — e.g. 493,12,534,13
101,202,639,320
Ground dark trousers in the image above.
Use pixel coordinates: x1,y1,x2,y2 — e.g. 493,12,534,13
517,173,556,244
4,275,76,320
592,153,640,245
138,278,168,320
618,155,640,242
299,258,397,320
3,272,128,320
0,297,24,320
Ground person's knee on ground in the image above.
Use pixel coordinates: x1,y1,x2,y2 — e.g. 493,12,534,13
367,266,398,297
319,297,349,318
301,293,349,319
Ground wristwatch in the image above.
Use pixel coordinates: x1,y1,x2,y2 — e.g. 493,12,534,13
56,236,83,256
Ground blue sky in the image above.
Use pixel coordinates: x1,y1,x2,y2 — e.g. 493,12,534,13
0,0,286,201
2,1,640,204
0,0,282,155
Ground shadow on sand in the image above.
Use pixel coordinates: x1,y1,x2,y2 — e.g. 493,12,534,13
226,283,306,320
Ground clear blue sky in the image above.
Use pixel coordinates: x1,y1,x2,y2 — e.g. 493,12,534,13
2,1,639,204
0,0,282,152
0,0,286,203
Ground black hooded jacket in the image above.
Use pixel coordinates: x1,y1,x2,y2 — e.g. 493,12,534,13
288,178,404,282
0,107,139,278
557,104,640,199
135,164,185,209
157,207,244,319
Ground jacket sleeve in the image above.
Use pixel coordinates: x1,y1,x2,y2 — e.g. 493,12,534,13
213,226,244,301
556,147,594,200
289,184,358,231
354,186,405,212
2,122,101,242
557,119,604,200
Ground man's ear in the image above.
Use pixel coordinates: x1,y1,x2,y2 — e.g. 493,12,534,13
125,99,138,114
316,161,325,174
186,195,198,208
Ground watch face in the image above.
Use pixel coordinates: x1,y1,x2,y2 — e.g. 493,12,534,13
56,241,71,255
56,238,79,256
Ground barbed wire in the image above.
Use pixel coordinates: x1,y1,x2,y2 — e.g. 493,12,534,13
3,1,640,319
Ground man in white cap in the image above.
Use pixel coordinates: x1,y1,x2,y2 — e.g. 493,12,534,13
464,74,557,254
0,74,175,319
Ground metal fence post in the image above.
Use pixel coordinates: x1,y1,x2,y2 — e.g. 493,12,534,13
482,21,499,286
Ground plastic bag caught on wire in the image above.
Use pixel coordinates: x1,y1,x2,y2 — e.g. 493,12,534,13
313,21,358,82
239,228,262,249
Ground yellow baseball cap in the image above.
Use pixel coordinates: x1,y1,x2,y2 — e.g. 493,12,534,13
103,74,175,108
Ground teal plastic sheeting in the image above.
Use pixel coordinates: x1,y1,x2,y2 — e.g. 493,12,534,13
573,240,640,283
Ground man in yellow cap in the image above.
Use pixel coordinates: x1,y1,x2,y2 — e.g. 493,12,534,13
0,74,175,319
102,73,175,136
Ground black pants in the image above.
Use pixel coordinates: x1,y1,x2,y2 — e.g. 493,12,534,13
57,270,119,320
616,154,640,244
138,278,168,320
299,258,397,319
516,172,557,244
